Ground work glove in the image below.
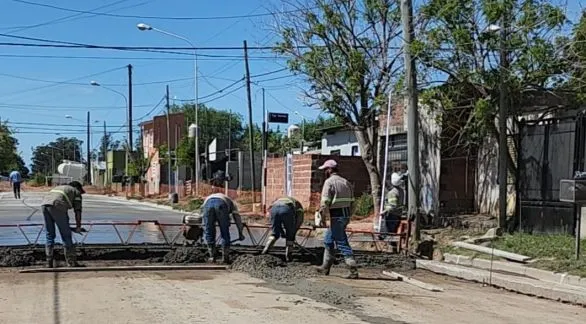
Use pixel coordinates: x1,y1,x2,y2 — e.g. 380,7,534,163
314,211,326,228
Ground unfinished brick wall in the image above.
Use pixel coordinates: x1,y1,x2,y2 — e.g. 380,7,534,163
265,154,370,213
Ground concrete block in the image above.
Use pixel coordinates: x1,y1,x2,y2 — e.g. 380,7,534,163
443,253,586,289
417,260,586,305
452,241,532,262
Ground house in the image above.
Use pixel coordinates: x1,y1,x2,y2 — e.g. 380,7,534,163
320,126,361,156
140,112,187,195
106,150,126,184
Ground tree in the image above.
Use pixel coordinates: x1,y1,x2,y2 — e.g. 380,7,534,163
274,0,403,210
31,137,83,175
0,122,27,176
128,135,152,180
562,11,586,103
415,0,568,167
97,133,121,161
174,104,244,168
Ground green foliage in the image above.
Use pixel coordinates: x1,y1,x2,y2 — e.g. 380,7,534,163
352,192,374,218
28,173,46,187
274,0,402,210
492,234,586,277
31,137,82,175
417,0,570,161
187,198,204,211
0,121,28,176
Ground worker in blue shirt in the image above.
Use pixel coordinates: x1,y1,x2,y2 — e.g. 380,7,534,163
9,170,22,199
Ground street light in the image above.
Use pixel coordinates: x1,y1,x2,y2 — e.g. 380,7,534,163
137,22,200,196
294,111,306,154
484,22,508,229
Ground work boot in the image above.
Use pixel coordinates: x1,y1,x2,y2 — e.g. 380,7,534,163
207,244,216,263
64,247,81,267
261,236,277,255
221,246,231,264
284,241,294,262
344,257,359,279
45,246,54,268
316,247,334,275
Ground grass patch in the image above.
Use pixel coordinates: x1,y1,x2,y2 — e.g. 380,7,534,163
352,192,374,219
491,234,586,277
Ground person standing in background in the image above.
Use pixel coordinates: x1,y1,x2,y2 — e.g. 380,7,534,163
9,170,22,199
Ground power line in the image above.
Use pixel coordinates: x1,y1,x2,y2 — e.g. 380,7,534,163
11,0,305,21
2,0,137,33
201,85,246,104
133,96,165,121
0,53,286,61
5,121,126,128
0,66,125,100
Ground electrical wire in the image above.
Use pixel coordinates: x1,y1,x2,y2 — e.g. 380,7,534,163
133,96,165,121
0,66,125,100
11,0,307,21
5,121,126,128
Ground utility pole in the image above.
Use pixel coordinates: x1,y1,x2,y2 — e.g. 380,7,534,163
103,121,108,186
127,64,133,187
498,9,509,230
244,40,256,204
86,111,91,185
166,85,173,199
401,0,421,240
262,88,267,212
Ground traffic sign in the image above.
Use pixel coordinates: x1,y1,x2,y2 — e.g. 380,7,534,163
268,112,289,124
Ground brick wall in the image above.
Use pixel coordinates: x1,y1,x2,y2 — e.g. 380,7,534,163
265,154,370,213
379,101,406,134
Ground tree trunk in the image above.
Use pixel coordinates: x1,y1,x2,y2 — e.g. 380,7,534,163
354,127,382,216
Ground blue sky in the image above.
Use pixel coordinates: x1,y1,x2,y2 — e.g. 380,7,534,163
0,0,584,167
0,0,313,166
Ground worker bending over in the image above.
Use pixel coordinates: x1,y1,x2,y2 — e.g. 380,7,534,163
261,196,304,261
315,160,358,279
41,181,85,268
382,172,406,235
201,193,245,263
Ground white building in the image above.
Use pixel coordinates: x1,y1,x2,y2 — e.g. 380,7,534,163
320,126,360,156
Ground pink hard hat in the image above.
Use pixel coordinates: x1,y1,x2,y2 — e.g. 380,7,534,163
318,159,338,170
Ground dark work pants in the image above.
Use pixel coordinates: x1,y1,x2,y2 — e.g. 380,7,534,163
323,207,353,257
12,182,21,199
42,205,74,248
202,198,231,247
269,204,297,242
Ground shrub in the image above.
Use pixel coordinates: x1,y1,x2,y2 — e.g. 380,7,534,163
187,198,204,211
353,192,374,218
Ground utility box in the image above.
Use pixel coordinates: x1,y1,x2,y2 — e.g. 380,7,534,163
559,179,586,203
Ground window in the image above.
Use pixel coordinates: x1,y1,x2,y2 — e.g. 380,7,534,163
330,149,341,155
351,145,359,156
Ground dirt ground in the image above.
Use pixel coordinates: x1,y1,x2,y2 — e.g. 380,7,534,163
1,264,585,324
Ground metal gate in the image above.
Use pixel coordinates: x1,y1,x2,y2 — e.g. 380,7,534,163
517,116,582,234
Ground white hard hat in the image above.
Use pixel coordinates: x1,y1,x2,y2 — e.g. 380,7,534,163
391,172,403,186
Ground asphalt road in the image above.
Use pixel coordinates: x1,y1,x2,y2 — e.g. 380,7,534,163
0,191,184,224
0,191,186,246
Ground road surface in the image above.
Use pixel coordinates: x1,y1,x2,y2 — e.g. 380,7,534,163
0,192,184,223
0,192,185,246
1,268,586,324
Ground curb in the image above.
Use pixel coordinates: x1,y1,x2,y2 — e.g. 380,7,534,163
443,253,586,289
417,259,586,306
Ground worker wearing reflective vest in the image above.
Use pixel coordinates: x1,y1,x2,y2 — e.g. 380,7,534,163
201,193,245,264
315,159,358,279
383,172,406,234
40,181,85,268
261,196,304,261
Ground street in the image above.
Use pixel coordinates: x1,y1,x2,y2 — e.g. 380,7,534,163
1,268,586,324
0,191,185,246
0,191,184,223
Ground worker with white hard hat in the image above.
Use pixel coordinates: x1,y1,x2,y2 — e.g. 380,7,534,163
382,172,406,235
315,159,358,279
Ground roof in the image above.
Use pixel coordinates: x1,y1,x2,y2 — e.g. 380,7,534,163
320,124,349,134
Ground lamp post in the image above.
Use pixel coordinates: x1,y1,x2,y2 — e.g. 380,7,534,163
137,23,200,196
485,23,508,229
65,113,91,184
188,123,199,194
90,81,130,183
294,111,305,154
